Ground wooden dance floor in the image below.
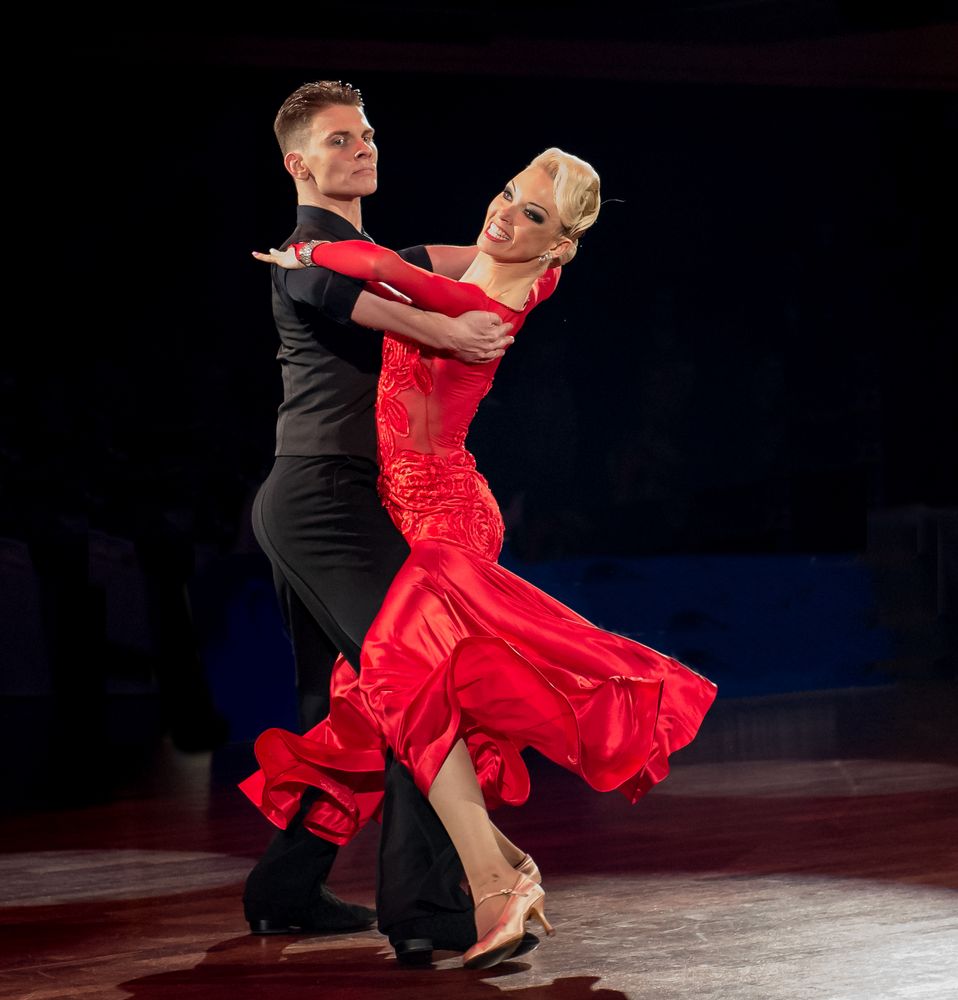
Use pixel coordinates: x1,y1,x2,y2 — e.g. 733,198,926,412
2,685,957,999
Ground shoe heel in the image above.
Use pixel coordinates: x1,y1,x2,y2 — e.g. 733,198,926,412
529,903,555,937
249,918,302,935
394,938,434,966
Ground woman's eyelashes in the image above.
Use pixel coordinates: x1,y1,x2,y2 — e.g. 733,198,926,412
500,187,544,224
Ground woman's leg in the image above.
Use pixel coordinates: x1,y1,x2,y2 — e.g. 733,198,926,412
427,739,523,937
490,823,525,869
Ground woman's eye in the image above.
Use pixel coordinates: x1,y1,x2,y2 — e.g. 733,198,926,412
502,188,513,201
525,210,544,224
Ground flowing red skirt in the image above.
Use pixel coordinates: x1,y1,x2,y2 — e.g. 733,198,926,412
241,540,717,844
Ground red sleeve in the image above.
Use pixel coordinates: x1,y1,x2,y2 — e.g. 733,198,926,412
294,240,488,317
360,281,412,305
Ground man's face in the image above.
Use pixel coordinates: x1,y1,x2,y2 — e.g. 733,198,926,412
299,104,378,199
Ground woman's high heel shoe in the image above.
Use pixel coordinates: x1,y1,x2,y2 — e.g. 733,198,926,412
515,853,541,884
462,875,555,970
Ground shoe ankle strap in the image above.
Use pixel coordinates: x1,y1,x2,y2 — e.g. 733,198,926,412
474,877,529,908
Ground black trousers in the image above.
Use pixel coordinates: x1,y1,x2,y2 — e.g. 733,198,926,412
245,455,470,933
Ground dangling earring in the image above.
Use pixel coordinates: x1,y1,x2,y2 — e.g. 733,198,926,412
538,252,552,264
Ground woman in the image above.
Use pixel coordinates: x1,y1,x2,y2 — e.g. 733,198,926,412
242,148,717,968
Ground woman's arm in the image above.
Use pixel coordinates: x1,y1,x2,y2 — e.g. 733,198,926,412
296,240,487,318
252,241,514,361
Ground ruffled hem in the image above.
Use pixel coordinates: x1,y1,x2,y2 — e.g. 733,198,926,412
240,540,717,843
239,657,387,845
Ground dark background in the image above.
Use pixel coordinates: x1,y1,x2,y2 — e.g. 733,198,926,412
2,7,956,779
44,11,956,557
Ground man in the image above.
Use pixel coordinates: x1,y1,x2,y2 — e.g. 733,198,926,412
242,80,521,964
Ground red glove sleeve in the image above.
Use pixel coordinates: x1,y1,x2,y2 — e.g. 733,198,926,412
292,240,486,317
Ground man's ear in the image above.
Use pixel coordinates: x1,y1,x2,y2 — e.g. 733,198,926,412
284,151,310,181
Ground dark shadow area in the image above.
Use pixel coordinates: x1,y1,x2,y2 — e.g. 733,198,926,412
118,934,629,999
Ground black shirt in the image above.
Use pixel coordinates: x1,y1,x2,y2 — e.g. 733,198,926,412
271,205,432,459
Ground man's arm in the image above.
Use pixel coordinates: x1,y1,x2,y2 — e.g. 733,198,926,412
351,291,512,364
269,244,510,363
422,245,479,280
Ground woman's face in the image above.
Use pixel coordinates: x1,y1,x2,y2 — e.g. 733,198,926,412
476,165,569,263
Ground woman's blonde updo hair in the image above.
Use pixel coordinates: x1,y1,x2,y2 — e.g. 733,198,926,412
528,147,601,265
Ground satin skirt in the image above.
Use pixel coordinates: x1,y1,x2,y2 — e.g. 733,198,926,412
241,539,717,844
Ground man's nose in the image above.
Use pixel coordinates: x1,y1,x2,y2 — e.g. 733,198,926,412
355,140,374,157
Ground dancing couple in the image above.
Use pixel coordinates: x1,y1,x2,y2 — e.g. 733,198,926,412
241,80,717,970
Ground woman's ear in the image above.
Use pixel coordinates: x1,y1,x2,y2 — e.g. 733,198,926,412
550,236,576,266
284,150,311,181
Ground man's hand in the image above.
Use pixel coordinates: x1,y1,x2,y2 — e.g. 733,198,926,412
442,311,515,364
350,297,514,362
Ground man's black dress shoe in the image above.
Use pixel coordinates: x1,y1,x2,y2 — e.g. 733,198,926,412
247,885,376,935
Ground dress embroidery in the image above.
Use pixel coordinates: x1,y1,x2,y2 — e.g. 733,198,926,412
376,333,505,562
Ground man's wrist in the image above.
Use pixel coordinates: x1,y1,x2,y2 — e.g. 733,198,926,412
411,310,457,352
430,312,458,351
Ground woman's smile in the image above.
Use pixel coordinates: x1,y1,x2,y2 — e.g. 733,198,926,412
484,220,511,243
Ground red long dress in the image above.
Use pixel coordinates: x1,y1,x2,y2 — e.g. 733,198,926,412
240,241,717,844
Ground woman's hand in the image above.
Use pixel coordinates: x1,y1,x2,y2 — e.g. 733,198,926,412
252,240,333,268
251,246,302,269
251,243,327,269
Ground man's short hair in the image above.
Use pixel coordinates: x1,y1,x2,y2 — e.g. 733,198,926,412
274,80,364,154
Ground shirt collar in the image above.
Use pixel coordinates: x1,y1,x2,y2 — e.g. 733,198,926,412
295,204,371,242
